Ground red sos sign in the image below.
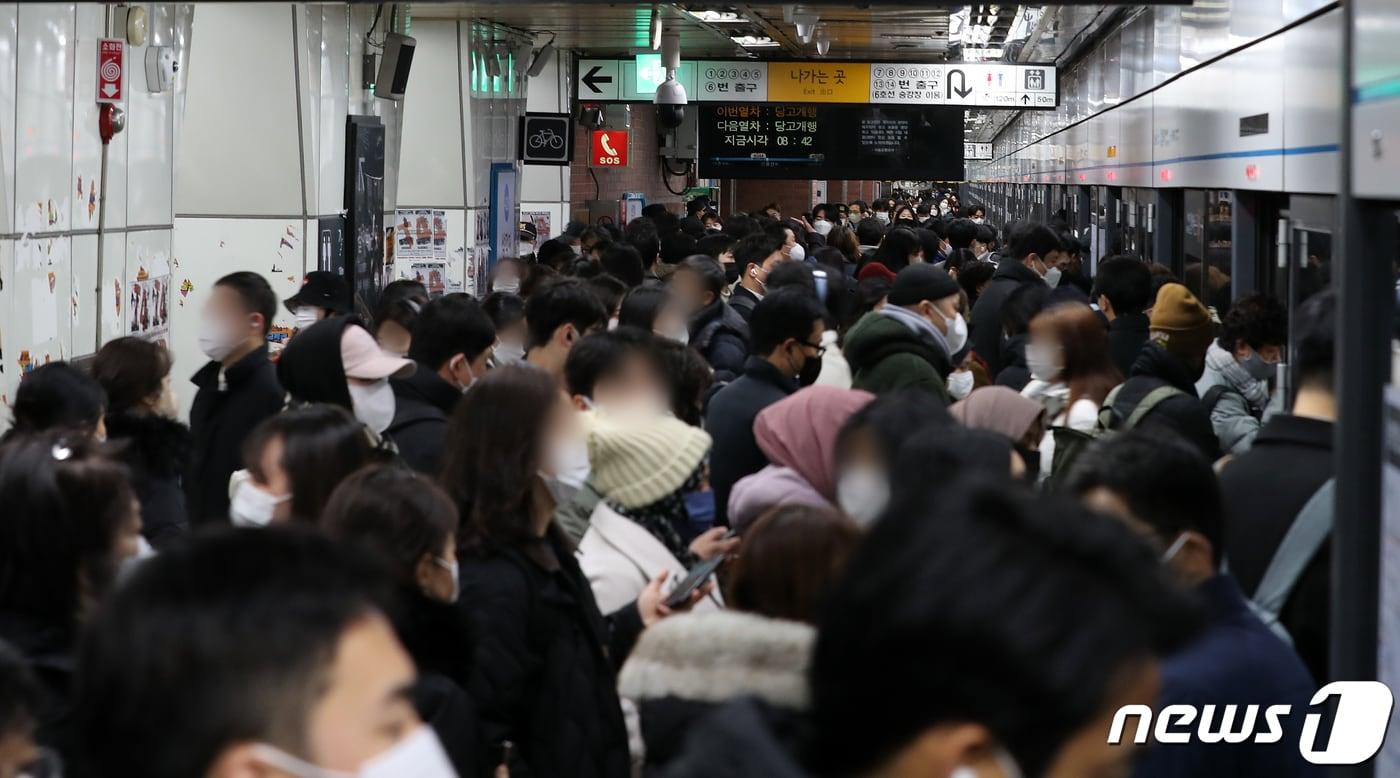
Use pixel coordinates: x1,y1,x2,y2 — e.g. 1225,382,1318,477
590,130,629,168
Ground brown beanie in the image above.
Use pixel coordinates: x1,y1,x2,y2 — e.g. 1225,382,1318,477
1149,283,1214,369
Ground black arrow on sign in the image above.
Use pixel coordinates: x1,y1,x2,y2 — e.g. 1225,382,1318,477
582,65,613,94
1021,94,1031,105
948,69,973,100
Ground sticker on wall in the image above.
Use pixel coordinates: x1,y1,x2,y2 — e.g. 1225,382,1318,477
17,350,33,374
113,278,122,318
47,199,56,227
46,271,55,293
88,180,98,222
127,269,171,345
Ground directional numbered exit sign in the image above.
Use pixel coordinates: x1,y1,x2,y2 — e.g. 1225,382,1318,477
96,38,124,104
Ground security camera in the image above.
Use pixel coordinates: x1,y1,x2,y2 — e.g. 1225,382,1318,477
654,75,687,129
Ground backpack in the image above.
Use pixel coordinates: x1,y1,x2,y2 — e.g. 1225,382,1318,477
1239,478,1335,645
1045,383,1188,488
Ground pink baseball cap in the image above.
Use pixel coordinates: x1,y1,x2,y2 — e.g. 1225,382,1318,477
340,324,415,381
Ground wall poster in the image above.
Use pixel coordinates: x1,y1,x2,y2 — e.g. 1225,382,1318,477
345,115,386,310
127,270,171,345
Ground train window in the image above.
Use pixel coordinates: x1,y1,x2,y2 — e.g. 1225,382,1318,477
1182,190,1233,319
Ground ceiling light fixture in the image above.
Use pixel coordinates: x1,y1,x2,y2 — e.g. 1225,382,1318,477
649,5,663,51
794,12,819,44
687,9,744,24
814,25,831,56
730,34,780,48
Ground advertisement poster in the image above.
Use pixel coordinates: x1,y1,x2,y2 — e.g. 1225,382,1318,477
471,210,490,297
127,272,171,345
408,262,448,296
521,210,552,242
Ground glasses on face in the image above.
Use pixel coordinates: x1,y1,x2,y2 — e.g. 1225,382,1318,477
797,340,827,358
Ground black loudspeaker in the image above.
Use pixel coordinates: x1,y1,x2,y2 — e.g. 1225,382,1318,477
374,33,415,100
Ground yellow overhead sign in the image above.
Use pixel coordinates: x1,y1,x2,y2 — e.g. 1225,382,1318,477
766,62,871,103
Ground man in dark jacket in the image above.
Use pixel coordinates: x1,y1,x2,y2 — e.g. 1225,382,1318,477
1220,291,1336,683
705,289,826,526
844,264,961,403
1094,256,1155,378
1106,283,1220,461
969,221,1064,375
388,294,496,474
729,233,785,322
185,272,284,525
1068,431,1321,777
671,256,750,383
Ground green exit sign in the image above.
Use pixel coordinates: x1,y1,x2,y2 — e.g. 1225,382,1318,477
635,54,664,92
622,56,697,101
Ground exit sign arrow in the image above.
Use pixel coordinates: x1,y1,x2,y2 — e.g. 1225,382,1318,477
582,65,613,94
101,83,116,97
948,69,973,100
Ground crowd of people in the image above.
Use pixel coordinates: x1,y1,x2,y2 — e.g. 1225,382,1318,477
0,190,1336,778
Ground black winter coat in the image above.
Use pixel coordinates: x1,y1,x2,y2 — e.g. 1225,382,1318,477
729,285,762,323
105,411,190,549
0,613,76,758
969,257,1043,375
660,698,811,778
1220,414,1334,683
704,357,797,527
387,366,461,475
689,301,751,385
460,529,643,778
1106,311,1150,380
392,586,481,777
1111,343,1221,461
994,333,1032,392
185,346,284,525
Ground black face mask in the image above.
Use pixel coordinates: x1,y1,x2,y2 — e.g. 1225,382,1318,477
798,352,823,386
724,263,742,285
1014,444,1040,484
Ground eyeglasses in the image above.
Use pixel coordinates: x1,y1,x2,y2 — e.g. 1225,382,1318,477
796,340,827,358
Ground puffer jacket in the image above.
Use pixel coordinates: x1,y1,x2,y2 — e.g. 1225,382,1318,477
460,528,642,778
843,310,952,403
689,300,751,384
104,411,191,548
1195,342,1271,455
1112,342,1221,461
618,611,815,774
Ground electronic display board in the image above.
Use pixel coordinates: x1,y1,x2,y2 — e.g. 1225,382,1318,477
698,103,965,180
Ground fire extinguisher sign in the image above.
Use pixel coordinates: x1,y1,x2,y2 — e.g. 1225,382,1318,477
97,38,124,104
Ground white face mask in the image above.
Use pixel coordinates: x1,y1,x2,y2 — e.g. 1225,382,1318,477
230,479,290,527
494,341,525,365
1043,265,1063,288
848,213,862,225
948,369,975,400
943,311,969,355
294,305,321,330
571,243,583,256
971,217,985,225
519,241,536,256
608,316,620,331
495,277,520,295
789,243,806,262
659,325,690,346
348,379,397,434
198,314,240,362
837,466,890,526
875,211,890,224
812,219,833,236
254,725,457,778
544,434,591,490
1025,342,1063,383
432,556,460,603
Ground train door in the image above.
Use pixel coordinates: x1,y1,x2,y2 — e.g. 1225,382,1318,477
1121,189,1153,262
1271,195,1335,407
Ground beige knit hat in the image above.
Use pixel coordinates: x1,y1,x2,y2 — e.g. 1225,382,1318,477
588,412,712,509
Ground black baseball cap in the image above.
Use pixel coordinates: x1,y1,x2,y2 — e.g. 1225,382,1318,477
284,270,351,314
888,264,960,307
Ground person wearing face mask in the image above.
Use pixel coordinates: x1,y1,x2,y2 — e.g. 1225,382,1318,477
523,278,610,386
579,412,734,614
92,337,191,549
490,257,527,296
833,390,953,526
666,482,1202,778
186,272,285,525
283,270,353,334
277,316,416,448
671,256,751,383
1019,303,1122,482
231,405,375,527
844,264,964,404
1066,430,1318,778
696,231,740,289
706,289,828,527
1194,294,1287,455
0,433,143,762
810,203,835,237
442,366,707,778
728,233,786,323
969,221,1066,376
322,466,482,777
949,386,1046,476
968,205,987,224
76,528,460,778
728,386,874,532
517,220,539,260
846,200,867,227
384,295,497,475
482,291,527,367
871,198,892,225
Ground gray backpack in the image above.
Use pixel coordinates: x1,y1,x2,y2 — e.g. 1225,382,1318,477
1242,478,1335,645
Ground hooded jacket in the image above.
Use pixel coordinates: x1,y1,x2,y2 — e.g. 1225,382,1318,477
752,386,874,501
843,310,952,403
1195,341,1272,456
387,364,461,474
276,315,357,410
727,466,830,533
969,256,1043,374
104,411,191,548
1110,342,1221,461
185,345,284,525
619,611,815,773
689,300,751,384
